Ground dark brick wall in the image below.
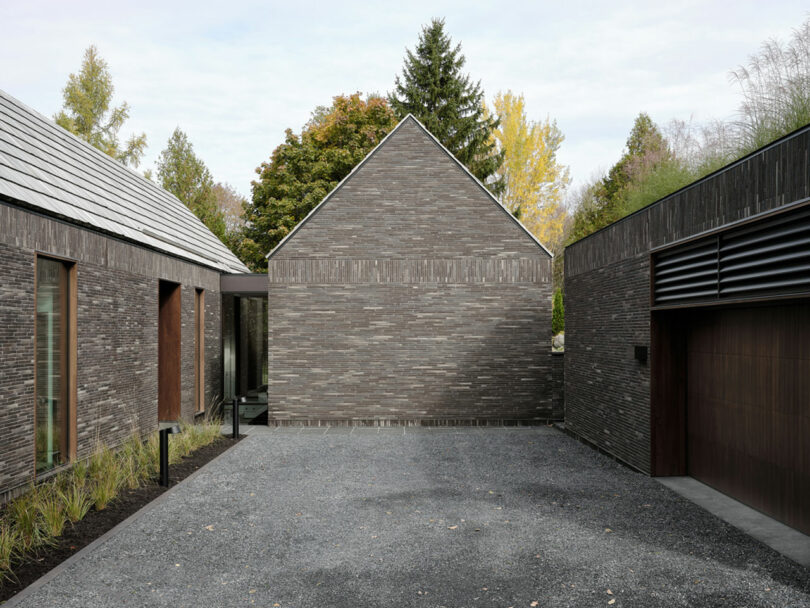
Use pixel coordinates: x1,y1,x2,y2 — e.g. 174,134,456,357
272,118,544,260
563,125,810,474
268,282,552,423
268,118,553,423
564,253,651,472
551,352,564,420
0,242,36,493
0,202,222,496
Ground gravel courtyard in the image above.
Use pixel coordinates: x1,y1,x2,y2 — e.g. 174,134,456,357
8,427,810,607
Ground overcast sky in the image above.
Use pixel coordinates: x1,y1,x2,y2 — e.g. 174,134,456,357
2,1,808,200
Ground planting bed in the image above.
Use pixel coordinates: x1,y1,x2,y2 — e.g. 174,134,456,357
0,435,242,603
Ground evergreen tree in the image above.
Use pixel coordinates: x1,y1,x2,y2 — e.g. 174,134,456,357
389,18,504,195
567,113,671,243
156,128,226,239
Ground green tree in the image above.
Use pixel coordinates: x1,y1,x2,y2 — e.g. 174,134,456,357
567,113,672,243
242,93,397,271
552,288,565,335
389,18,504,194
564,18,810,254
55,45,147,167
156,127,226,239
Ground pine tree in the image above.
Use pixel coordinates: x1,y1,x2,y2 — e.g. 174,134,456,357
156,128,226,239
389,18,504,195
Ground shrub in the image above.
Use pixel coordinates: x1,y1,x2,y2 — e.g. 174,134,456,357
90,472,120,511
0,523,18,579
88,443,123,510
552,288,565,335
0,418,222,581
59,484,92,523
71,459,89,489
8,491,46,552
37,495,67,538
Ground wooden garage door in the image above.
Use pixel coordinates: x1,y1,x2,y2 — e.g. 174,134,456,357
687,303,810,534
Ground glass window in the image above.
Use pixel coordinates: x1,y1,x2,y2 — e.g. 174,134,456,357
222,294,267,423
35,257,72,473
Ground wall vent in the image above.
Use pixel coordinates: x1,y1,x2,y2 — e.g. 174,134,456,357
653,206,810,306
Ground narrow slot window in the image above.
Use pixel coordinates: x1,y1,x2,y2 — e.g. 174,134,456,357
35,256,75,473
195,288,205,412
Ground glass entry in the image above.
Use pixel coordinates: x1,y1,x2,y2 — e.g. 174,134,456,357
35,257,71,473
222,294,268,423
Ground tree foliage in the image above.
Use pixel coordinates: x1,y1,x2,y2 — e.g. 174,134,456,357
567,20,810,249
552,288,565,335
241,93,398,271
732,20,810,152
490,91,570,251
55,45,147,167
156,127,226,239
567,113,672,243
389,18,503,194
213,182,247,232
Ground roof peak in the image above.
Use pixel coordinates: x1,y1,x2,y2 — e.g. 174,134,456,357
266,112,552,259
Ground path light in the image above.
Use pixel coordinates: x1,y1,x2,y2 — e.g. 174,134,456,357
232,396,246,439
159,425,181,487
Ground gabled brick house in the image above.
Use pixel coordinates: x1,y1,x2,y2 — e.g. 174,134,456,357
266,115,556,424
0,89,247,498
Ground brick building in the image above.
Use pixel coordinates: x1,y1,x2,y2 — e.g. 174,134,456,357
0,89,247,497
564,125,810,535
266,115,556,424
0,94,558,498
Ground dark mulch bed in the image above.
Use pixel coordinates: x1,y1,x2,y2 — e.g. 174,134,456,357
0,435,243,603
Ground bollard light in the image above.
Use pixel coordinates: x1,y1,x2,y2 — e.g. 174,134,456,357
232,396,245,439
159,425,181,487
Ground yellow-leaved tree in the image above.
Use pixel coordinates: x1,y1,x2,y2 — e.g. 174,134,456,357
489,91,570,251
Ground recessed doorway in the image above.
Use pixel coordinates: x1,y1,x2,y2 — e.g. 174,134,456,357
158,281,181,422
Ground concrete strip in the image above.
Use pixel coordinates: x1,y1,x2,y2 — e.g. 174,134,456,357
657,476,810,568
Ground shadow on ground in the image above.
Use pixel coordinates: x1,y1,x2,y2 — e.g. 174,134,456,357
7,427,810,608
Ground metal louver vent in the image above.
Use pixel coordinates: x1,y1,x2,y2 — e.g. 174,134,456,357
653,205,810,306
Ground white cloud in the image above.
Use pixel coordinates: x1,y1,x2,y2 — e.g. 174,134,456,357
1,0,807,197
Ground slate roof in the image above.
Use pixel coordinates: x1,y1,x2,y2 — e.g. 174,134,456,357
266,114,552,260
0,89,248,272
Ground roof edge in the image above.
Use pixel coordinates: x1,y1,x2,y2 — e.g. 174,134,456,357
565,119,810,253
405,114,553,258
0,193,247,273
266,113,553,260
0,89,248,273
265,114,415,260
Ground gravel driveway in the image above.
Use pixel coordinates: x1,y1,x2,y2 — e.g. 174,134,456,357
7,426,810,607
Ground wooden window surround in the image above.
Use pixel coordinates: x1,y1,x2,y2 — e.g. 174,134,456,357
33,254,77,475
194,288,205,412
